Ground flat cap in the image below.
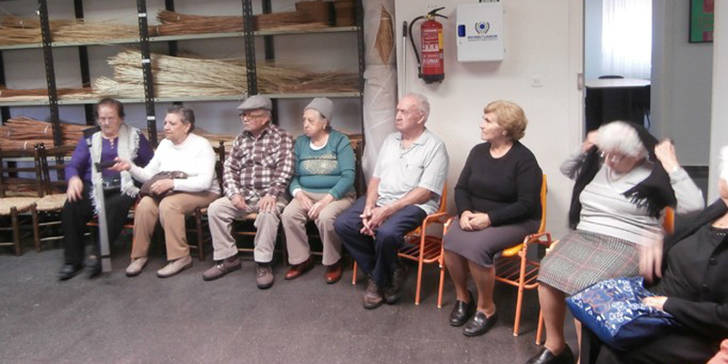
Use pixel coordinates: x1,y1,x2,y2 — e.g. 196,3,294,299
236,95,272,111
304,97,334,121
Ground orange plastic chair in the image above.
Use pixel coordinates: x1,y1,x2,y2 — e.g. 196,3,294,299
490,174,550,338
351,184,449,306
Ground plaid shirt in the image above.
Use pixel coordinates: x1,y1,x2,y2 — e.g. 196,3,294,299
223,123,294,202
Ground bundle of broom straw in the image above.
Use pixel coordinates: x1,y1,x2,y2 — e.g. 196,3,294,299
0,15,138,45
0,116,88,149
93,49,246,98
0,87,94,101
93,49,358,98
156,10,245,36
52,21,139,42
156,9,329,36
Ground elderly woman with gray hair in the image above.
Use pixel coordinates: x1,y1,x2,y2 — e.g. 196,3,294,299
579,146,728,364
281,97,356,284
526,121,705,364
111,106,220,278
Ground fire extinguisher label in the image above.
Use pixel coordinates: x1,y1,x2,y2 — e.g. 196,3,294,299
422,29,439,52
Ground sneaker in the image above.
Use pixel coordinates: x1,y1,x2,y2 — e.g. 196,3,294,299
383,263,408,304
363,278,384,309
256,263,274,289
156,255,192,278
126,257,149,277
202,255,242,281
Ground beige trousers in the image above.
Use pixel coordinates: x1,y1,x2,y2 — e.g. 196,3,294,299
281,191,355,266
207,196,287,263
131,191,219,261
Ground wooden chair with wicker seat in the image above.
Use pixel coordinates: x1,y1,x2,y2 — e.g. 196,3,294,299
0,146,45,255
34,144,76,251
351,184,450,306
185,140,226,260
298,135,365,263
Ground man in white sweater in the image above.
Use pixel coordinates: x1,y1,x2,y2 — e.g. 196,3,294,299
111,106,220,278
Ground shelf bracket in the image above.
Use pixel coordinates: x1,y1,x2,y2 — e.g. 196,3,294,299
38,0,62,147
74,0,95,126
242,0,257,95
0,51,10,124
137,0,158,146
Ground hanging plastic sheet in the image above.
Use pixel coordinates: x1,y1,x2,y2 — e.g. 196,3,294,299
362,0,397,179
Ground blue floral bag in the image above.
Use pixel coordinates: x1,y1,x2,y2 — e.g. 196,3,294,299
566,276,677,350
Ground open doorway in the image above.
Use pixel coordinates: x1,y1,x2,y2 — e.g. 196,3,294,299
584,0,714,198
584,0,652,133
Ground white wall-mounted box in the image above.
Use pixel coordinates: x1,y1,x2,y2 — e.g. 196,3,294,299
456,2,504,62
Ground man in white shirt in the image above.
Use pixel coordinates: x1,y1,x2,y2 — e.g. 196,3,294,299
334,93,449,309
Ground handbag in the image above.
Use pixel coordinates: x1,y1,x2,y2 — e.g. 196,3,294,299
140,171,188,200
566,276,677,351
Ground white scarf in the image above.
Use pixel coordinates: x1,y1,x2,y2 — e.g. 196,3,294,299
89,123,140,212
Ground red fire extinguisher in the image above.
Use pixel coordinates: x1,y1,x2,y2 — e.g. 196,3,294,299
409,7,448,84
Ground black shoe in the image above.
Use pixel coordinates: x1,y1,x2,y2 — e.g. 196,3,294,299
525,345,575,364
86,263,102,279
449,291,475,327
383,263,408,304
86,254,101,279
463,311,498,337
58,264,83,281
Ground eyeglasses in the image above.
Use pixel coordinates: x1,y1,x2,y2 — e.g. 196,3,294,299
600,151,625,163
239,112,268,119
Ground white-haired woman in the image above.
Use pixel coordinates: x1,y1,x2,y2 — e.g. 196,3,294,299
526,121,705,364
280,97,355,284
584,145,728,364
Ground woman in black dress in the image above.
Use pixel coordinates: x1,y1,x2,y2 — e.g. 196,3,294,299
443,100,543,337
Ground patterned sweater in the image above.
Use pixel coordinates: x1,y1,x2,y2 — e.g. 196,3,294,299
288,129,355,199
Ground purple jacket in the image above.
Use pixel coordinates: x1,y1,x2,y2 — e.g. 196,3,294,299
65,131,154,184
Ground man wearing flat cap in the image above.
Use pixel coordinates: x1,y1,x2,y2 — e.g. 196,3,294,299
203,95,294,289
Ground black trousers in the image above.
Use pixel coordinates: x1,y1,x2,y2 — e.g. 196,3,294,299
582,326,719,364
61,186,135,266
334,197,426,287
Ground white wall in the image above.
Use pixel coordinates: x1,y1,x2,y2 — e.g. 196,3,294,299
394,0,584,237
651,0,713,166
0,0,362,137
709,0,727,200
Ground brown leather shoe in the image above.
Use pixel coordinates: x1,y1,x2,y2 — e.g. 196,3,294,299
363,278,384,309
284,257,314,280
324,261,343,284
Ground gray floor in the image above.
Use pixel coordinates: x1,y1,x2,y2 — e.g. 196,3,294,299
0,239,577,364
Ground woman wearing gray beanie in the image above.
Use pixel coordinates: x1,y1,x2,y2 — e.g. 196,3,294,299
281,97,356,284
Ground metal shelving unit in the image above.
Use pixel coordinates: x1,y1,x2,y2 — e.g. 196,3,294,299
0,92,362,107
0,27,360,51
0,0,365,146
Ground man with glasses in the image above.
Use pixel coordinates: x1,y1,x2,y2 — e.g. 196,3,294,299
203,95,294,288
